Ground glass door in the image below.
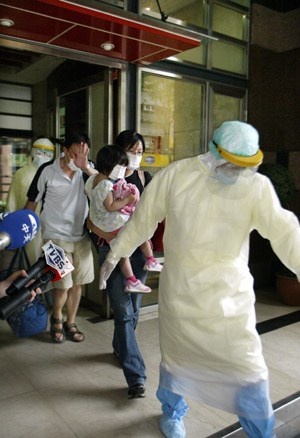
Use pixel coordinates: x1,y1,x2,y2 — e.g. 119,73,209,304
208,83,247,139
0,137,31,212
137,68,206,309
138,68,206,175
58,79,110,153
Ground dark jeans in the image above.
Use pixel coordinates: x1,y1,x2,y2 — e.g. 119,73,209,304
99,245,147,387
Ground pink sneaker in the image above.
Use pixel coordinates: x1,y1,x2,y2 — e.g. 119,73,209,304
143,259,163,272
125,279,151,294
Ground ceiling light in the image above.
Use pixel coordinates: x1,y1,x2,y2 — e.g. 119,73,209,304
100,42,115,51
0,19,14,27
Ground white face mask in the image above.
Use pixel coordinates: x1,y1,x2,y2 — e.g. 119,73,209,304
33,155,49,168
127,153,142,170
32,149,54,168
67,158,81,172
109,164,126,181
66,152,81,172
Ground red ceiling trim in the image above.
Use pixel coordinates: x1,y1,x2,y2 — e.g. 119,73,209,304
37,0,200,47
0,0,201,64
0,3,180,51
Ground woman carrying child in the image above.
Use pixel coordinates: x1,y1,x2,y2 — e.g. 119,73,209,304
86,130,161,399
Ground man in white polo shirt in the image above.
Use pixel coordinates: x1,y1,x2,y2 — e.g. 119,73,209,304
25,131,97,343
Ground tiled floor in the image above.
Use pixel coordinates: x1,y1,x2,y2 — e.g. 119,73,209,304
0,287,300,438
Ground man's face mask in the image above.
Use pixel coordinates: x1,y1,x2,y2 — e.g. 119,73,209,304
109,164,126,181
66,151,81,172
32,148,54,168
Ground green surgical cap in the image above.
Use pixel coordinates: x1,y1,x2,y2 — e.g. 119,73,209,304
209,121,260,161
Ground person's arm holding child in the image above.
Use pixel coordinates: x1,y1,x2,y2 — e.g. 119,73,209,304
86,215,116,242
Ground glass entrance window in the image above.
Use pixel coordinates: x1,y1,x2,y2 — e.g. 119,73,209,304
141,0,207,28
211,40,246,75
139,71,204,174
171,44,206,66
212,3,248,41
90,81,107,163
209,88,247,144
142,1,250,77
213,93,240,131
0,138,31,212
58,89,87,140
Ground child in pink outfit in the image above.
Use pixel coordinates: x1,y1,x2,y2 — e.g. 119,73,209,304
111,178,163,292
85,145,163,294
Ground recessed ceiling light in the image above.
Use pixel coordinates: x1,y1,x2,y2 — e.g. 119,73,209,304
100,42,115,51
0,19,14,27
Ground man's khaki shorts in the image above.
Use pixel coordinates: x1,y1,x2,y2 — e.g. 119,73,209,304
44,233,94,289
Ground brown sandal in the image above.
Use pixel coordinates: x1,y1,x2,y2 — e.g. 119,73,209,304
50,314,66,343
63,322,85,342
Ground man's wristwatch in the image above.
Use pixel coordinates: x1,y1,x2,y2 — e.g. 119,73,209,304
83,162,92,172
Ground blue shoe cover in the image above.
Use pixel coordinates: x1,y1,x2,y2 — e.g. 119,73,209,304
160,412,186,438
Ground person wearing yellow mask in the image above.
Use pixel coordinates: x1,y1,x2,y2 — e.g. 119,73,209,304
5,138,55,265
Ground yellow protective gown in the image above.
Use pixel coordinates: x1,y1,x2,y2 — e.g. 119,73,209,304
5,162,42,265
110,156,300,416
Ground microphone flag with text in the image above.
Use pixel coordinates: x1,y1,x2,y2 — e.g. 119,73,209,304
0,240,74,320
0,209,40,251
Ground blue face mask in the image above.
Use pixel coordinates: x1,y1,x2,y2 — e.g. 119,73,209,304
215,168,239,185
215,163,242,185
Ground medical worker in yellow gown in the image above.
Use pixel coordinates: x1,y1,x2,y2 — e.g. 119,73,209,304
99,121,300,438
6,138,55,264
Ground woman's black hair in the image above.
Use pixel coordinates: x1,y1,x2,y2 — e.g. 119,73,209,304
115,130,145,153
96,145,128,176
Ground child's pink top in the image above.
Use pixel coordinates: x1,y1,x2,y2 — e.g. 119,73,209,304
113,178,140,216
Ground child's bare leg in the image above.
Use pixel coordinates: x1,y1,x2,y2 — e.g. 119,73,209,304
119,257,134,279
139,240,153,258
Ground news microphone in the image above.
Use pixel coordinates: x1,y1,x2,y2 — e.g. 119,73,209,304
0,271,56,321
5,256,47,295
0,240,74,320
6,240,74,296
0,209,40,251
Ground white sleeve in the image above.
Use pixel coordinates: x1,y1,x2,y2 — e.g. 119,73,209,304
252,175,300,281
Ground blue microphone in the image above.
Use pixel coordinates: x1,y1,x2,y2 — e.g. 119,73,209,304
0,210,40,251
